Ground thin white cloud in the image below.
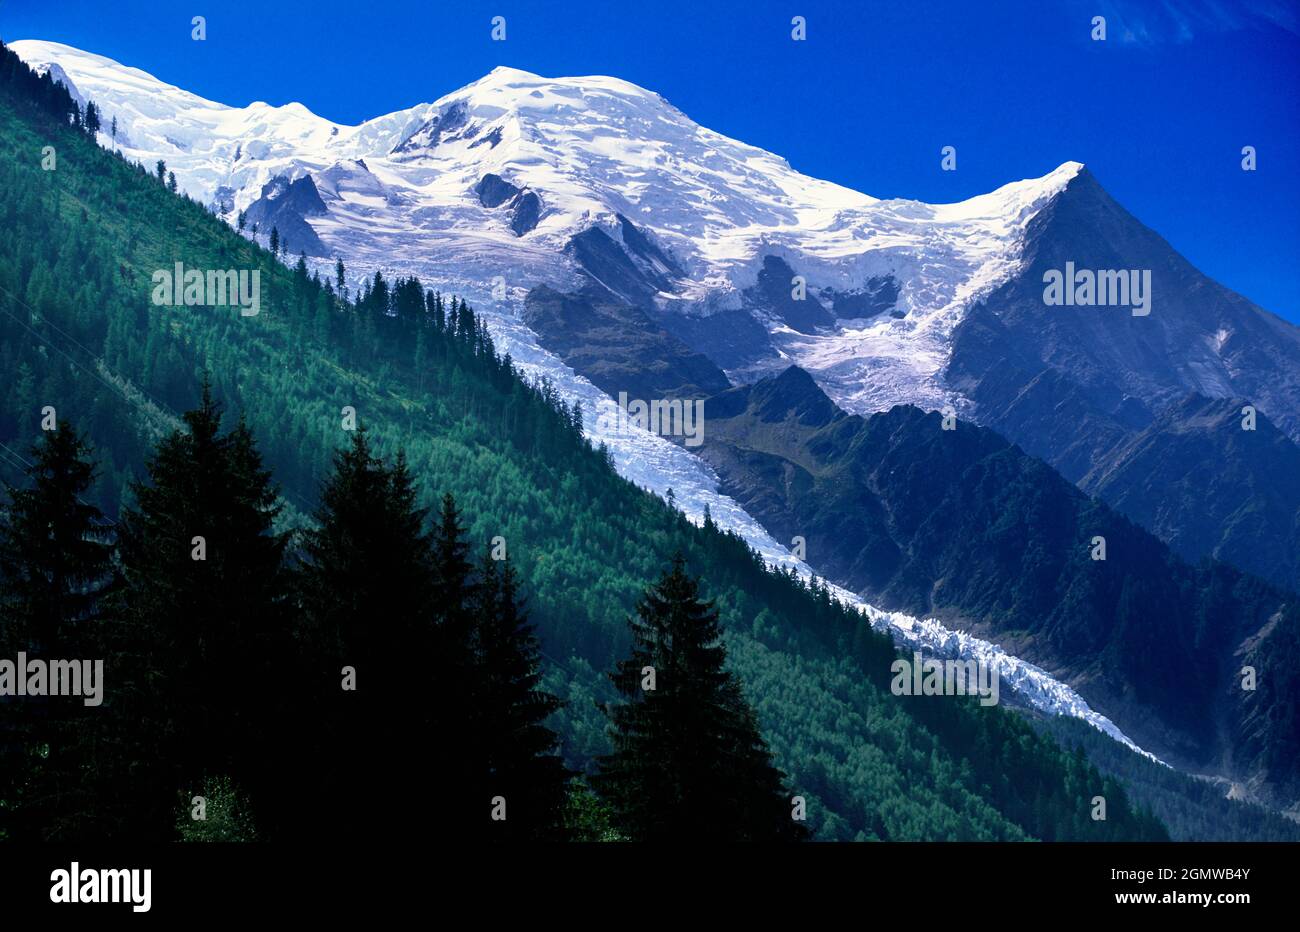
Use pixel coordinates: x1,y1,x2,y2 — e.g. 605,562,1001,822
1084,0,1299,45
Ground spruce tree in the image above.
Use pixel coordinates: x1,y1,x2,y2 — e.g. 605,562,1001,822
114,384,288,839
0,424,116,841
427,491,481,838
595,555,807,841
0,424,115,646
291,431,440,841
83,100,101,137
472,553,570,840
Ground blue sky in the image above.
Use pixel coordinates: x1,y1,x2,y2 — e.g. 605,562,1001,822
3,0,1298,320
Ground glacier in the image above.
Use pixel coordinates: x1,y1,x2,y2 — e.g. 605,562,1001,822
483,293,1160,762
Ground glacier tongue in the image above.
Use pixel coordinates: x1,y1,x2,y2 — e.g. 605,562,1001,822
386,262,1158,762
575,320,1157,760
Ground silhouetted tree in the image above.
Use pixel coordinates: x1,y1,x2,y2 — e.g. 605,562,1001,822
115,383,289,839
472,553,570,839
595,555,806,841
0,424,116,840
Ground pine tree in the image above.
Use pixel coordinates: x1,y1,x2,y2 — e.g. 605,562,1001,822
290,433,445,840
114,383,288,839
472,553,570,840
0,425,115,646
0,424,116,841
83,100,101,137
427,491,481,837
594,555,807,840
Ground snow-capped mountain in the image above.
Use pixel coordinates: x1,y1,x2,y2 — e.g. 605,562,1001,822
6,38,1167,753
13,38,1084,421
14,40,1298,453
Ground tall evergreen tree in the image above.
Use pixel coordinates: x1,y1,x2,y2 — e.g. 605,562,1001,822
472,553,570,839
0,424,116,840
114,384,288,839
0,425,114,645
290,430,440,840
427,491,482,838
83,100,100,137
595,555,807,841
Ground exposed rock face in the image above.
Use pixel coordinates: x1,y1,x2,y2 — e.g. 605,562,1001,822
474,173,542,236
744,255,835,334
241,173,329,257
475,172,519,208
523,285,730,401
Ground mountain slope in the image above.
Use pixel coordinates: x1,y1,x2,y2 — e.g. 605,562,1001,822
1080,394,1300,594
697,366,1300,804
0,39,1173,841
946,166,1300,455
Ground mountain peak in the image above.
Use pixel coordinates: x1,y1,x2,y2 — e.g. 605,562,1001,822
486,64,541,79
747,366,842,427
451,62,667,107
9,37,1124,429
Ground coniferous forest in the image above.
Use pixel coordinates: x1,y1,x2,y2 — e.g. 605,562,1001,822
0,37,1192,844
